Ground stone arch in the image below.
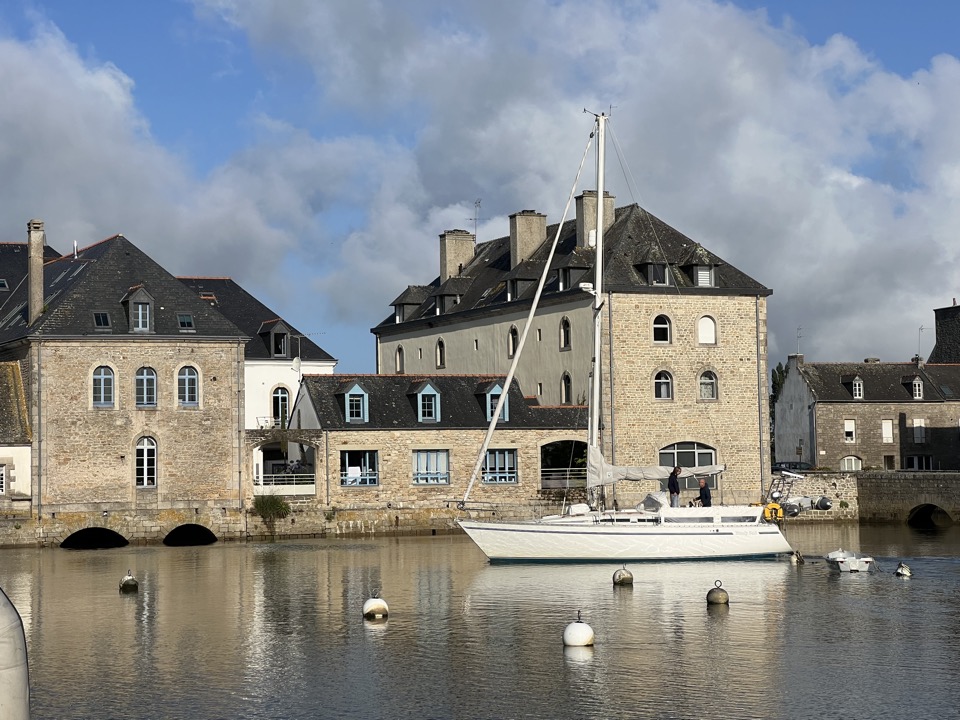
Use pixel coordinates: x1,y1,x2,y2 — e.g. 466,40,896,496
906,503,953,528
164,523,218,546
60,526,129,549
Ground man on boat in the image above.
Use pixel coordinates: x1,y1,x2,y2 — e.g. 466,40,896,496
668,466,681,507
697,478,712,507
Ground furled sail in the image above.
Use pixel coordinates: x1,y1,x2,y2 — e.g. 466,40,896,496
586,445,725,488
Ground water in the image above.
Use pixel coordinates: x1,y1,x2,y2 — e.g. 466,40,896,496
2,525,960,719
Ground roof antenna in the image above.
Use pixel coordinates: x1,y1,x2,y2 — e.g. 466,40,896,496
73,240,78,259
473,199,481,238
796,326,803,355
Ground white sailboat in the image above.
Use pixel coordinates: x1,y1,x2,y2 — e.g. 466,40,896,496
457,113,792,562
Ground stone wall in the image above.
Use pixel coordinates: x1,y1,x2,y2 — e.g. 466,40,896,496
606,293,769,499
30,339,244,512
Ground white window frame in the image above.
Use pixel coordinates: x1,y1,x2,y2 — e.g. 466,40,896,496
695,265,715,287
559,317,571,350
340,450,379,486
93,366,114,407
698,371,717,401
272,387,290,427
840,455,862,471
654,371,673,400
436,339,446,368
136,367,157,408
881,419,894,444
395,346,404,374
852,378,864,400
913,378,923,399
136,437,157,488
133,302,150,332
653,315,672,344
844,419,856,443
561,373,572,405
178,366,199,407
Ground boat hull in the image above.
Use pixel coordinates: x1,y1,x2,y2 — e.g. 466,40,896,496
458,517,793,562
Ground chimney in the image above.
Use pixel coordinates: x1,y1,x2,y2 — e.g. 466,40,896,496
28,219,45,325
575,191,615,248
439,229,475,283
863,358,881,364
509,210,546,268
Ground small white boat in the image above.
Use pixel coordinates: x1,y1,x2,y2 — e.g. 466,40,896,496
895,562,912,577
824,549,874,573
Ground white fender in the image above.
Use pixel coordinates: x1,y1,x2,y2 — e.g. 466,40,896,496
0,585,30,720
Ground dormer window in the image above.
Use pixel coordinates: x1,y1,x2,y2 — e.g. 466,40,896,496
558,268,571,291
648,263,670,286
694,265,715,287
507,280,518,301
124,287,155,334
913,377,923,400
345,385,369,423
852,377,864,400
394,306,405,323
486,383,509,421
272,331,288,358
133,302,150,332
417,383,441,423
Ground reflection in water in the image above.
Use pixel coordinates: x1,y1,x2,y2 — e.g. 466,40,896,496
0,526,958,719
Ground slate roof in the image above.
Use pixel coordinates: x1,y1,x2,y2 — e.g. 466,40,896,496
178,277,335,362
373,203,770,334
300,374,588,430
0,236,246,344
796,360,960,403
0,361,31,444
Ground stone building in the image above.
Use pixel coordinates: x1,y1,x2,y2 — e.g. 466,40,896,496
774,354,960,472
372,193,773,500
0,221,250,524
285,373,586,511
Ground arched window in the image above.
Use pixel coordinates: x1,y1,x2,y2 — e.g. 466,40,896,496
699,371,718,400
178,366,199,406
840,455,862,471
561,373,572,405
508,326,519,358
697,316,717,345
658,442,717,491
654,371,673,400
135,367,157,408
93,366,114,407
653,315,672,343
395,346,405,374
272,387,289,427
436,339,446,369
136,437,157,488
559,317,571,350
852,377,864,399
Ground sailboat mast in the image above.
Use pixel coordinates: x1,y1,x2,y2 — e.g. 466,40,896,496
589,114,606,450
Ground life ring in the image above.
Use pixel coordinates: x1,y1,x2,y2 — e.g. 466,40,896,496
763,502,784,522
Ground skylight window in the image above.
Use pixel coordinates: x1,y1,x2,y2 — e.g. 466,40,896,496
0,279,8,291
94,312,111,329
177,313,195,331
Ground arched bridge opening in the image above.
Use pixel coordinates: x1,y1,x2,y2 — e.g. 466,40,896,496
907,504,954,529
163,523,218,546
60,527,129,549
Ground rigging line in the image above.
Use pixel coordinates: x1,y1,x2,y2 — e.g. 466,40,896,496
607,122,682,298
458,127,596,510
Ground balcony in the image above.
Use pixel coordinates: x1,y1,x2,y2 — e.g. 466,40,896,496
540,467,587,489
254,473,316,496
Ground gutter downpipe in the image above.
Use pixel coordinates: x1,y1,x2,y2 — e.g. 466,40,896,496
36,333,42,523
755,295,766,498
238,340,245,537
324,430,330,505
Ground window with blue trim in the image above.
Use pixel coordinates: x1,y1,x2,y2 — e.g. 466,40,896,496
346,385,368,423
93,366,114,407
413,450,449,485
418,384,440,423
483,449,517,484
486,383,509,421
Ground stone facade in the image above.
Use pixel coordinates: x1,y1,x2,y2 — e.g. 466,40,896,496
28,338,244,513
604,293,770,502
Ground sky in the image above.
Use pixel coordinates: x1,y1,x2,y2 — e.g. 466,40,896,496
1,0,959,373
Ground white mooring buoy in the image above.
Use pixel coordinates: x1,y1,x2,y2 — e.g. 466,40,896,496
0,585,31,720
562,610,595,647
706,580,729,605
612,565,634,586
363,594,389,620
119,570,139,593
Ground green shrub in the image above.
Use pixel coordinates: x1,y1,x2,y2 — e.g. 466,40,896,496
253,494,291,521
